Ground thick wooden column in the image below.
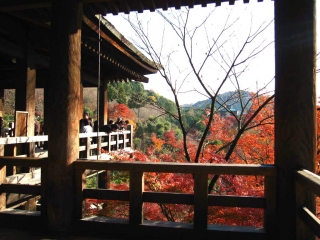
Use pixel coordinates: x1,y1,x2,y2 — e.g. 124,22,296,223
274,0,316,239
46,0,82,232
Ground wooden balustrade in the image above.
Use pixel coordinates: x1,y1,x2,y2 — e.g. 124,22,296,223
0,125,133,159
2,157,320,239
74,160,277,239
294,169,320,238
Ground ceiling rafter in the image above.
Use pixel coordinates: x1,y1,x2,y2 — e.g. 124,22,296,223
188,0,194,8
121,0,131,14
134,0,144,13
174,0,181,10
107,1,119,15
161,0,168,11
82,40,149,83
148,0,156,12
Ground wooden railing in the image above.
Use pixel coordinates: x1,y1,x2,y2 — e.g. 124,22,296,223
0,157,46,228
74,160,277,239
294,169,320,238
0,124,133,159
79,127,133,159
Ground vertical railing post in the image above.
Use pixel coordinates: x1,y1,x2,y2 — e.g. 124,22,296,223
128,124,133,149
116,133,120,150
265,175,276,238
108,134,111,152
194,173,208,229
75,165,86,219
129,171,144,224
97,135,101,156
85,136,90,158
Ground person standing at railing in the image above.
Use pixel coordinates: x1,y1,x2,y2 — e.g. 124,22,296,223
80,118,93,158
79,111,93,132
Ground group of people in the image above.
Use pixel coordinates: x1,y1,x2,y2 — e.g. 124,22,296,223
79,112,129,134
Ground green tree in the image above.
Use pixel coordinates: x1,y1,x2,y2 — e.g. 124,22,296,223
117,84,127,104
107,84,118,102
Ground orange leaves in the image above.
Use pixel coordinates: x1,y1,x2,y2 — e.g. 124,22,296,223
151,134,165,151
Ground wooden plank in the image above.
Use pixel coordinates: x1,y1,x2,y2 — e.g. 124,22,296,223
129,171,144,224
74,161,276,176
0,184,41,195
0,157,45,167
208,195,265,208
299,206,320,238
264,175,276,236
143,192,193,204
295,169,320,196
83,189,129,201
193,174,207,229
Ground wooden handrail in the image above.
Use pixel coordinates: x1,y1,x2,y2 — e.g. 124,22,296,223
0,157,46,167
75,160,276,175
294,169,320,238
295,169,320,196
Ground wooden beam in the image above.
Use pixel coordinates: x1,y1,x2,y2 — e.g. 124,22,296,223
83,188,129,200
0,184,41,195
0,2,51,12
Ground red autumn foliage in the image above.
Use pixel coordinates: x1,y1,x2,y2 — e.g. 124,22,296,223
88,94,277,227
108,103,136,122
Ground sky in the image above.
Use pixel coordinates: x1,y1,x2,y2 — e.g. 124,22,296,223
106,1,319,105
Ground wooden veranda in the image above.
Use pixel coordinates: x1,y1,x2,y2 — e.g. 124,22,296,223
0,0,317,239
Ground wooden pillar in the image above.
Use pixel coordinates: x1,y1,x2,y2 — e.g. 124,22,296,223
46,0,82,232
80,82,84,118
15,52,36,161
98,82,110,189
99,81,108,127
274,0,316,239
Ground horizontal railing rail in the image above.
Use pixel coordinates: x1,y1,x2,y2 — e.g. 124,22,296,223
75,160,277,237
294,169,320,238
